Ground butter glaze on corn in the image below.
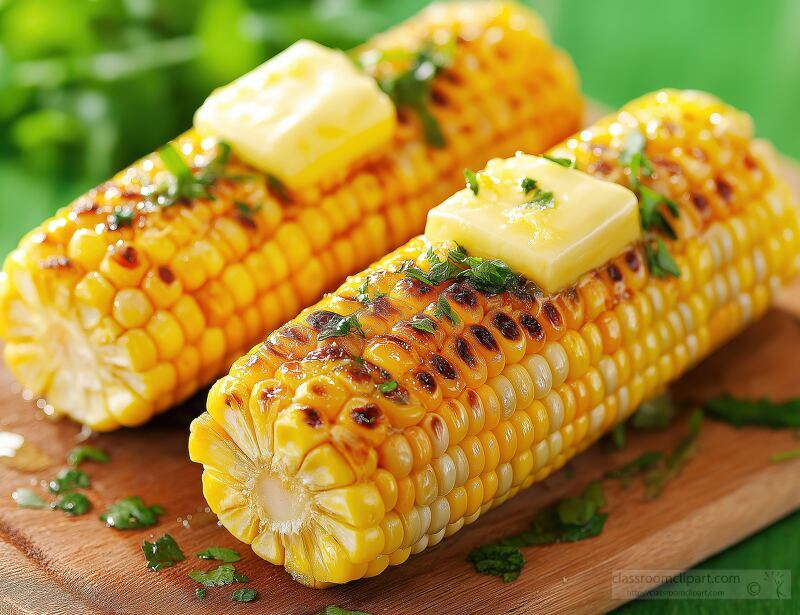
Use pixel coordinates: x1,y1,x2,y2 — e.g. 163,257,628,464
0,1,582,430
189,90,800,587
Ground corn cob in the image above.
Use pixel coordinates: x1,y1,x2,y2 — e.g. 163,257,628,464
0,1,581,430
189,89,800,587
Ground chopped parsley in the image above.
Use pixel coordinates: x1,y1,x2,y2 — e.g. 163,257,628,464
622,128,681,278
67,445,109,467
433,295,460,325
142,534,185,571
375,43,452,147
631,394,677,430
196,547,241,563
317,608,372,615
107,206,135,231
410,314,436,333
52,492,90,516
378,380,398,393
266,174,289,203
99,496,165,529
524,190,555,211
704,396,800,428
642,409,703,499
154,141,233,207
231,588,258,603
468,481,607,582
195,588,206,600
520,177,538,194
234,201,262,219
355,279,387,305
464,168,479,195
48,468,90,494
316,313,365,341
12,488,48,509
605,451,665,488
771,448,800,463
189,564,238,587
542,154,575,169
610,423,626,450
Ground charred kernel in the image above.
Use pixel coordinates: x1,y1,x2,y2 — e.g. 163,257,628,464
543,302,563,328
305,343,350,362
301,407,323,428
432,354,457,380
470,325,499,352
379,334,413,353
743,155,757,170
448,284,477,308
455,338,476,368
492,312,520,340
624,250,641,272
370,296,397,317
519,314,544,341
416,371,437,393
351,403,382,427
158,266,176,284
260,385,281,402
225,391,244,409
715,178,733,202
40,256,72,270
306,310,339,331
691,193,709,213
112,245,139,268
384,386,410,405
429,415,445,441
363,360,391,382
283,325,311,344
607,265,623,283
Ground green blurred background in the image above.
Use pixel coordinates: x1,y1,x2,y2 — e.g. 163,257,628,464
0,0,798,611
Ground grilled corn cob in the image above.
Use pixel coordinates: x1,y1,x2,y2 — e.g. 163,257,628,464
189,89,800,587
0,1,581,430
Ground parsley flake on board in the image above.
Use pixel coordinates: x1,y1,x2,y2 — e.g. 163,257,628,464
631,394,677,430
373,43,453,147
196,547,241,563
704,396,800,428
604,451,665,488
642,409,703,499
409,315,436,333
468,481,607,582
48,468,90,494
189,564,237,587
433,295,460,325
67,445,109,467
317,607,372,615
231,588,258,603
195,588,206,600
542,154,575,169
316,313,365,341
771,448,800,464
52,492,90,516
142,534,185,571
464,168,480,195
12,488,48,509
100,496,165,529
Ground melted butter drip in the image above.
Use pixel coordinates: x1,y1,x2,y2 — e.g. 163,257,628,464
0,431,52,472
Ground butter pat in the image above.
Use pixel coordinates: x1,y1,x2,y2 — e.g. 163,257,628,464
194,40,396,188
424,155,640,293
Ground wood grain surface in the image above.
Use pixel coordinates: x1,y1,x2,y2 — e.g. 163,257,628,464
0,157,799,615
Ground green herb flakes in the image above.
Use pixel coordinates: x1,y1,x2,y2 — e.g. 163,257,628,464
542,154,575,169
645,237,681,279
524,190,555,210
705,396,800,429
234,201,261,219
520,177,538,194
770,448,800,463
610,423,626,450
189,564,236,587
378,380,398,393
67,445,109,467
605,451,665,487
464,168,479,195
642,409,703,499
154,141,234,207
231,588,258,602
12,488,48,509
107,206,134,231
142,534,185,571
48,468,90,494
468,544,525,582
355,279,386,305
100,496,165,529
317,607,372,615
631,394,677,430
433,295,460,325
52,492,90,516
316,313,365,341
196,547,241,563
195,588,206,600
409,315,436,333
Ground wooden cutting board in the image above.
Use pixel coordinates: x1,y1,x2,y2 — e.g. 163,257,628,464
1,162,800,615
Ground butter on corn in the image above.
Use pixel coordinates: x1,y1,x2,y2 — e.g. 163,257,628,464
0,1,582,430
189,90,800,587
194,40,396,189
425,155,641,293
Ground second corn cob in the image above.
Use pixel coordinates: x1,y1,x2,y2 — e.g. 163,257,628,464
189,89,800,587
0,1,581,430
